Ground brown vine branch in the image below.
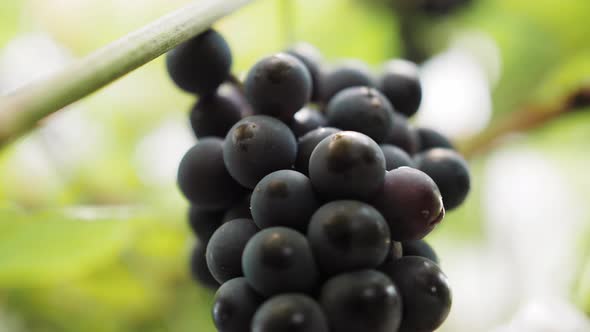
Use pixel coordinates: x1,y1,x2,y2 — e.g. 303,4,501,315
458,86,590,159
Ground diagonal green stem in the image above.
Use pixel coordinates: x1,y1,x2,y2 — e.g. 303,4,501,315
0,0,255,148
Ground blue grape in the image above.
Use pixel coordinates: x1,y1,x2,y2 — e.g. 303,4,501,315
378,60,422,117
252,294,329,332
326,87,394,143
178,138,246,209
307,200,391,275
380,144,415,170
242,227,319,297
166,29,231,95
245,53,311,122
320,270,402,332
415,148,470,210
251,170,319,232
309,131,385,201
321,61,374,103
381,256,451,332
206,219,259,283
212,277,264,332
416,127,454,152
223,116,297,188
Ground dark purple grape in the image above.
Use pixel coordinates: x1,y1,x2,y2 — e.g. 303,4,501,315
291,107,326,138
416,127,454,152
206,219,259,283
309,131,385,201
381,256,452,332
188,205,224,242
223,194,253,223
166,29,231,95
244,53,312,122
402,240,439,264
212,277,264,332
251,170,319,232
378,60,422,117
189,87,244,139
223,116,297,189
190,242,220,290
380,144,415,170
242,227,319,297
307,201,390,275
295,127,340,175
178,138,246,209
383,111,419,155
372,167,445,241
415,148,470,210
252,294,329,332
320,270,402,332
321,61,374,103
326,87,394,143
287,43,324,102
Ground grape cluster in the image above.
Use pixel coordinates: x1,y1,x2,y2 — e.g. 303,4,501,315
168,28,471,332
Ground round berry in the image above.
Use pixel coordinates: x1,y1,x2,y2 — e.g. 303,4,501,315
415,148,470,210
242,227,319,297
416,127,454,152
189,89,243,139
320,270,402,332
178,138,245,209
326,87,394,143
378,60,422,117
321,61,374,103
252,294,329,332
212,277,264,332
206,219,259,283
380,144,415,171
381,256,452,332
166,29,232,95
245,53,312,122
372,167,445,241
307,201,391,275
309,131,385,201
251,170,319,232
224,116,297,189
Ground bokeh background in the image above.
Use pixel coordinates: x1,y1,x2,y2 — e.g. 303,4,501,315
1,0,590,331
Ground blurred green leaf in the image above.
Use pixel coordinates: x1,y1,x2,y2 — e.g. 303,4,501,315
0,211,131,288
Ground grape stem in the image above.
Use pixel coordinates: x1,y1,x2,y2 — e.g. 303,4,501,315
0,0,255,148
458,86,590,159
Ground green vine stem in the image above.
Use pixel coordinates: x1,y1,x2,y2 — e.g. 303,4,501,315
0,0,255,148
458,86,590,159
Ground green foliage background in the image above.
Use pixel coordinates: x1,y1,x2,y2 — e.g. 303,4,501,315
1,0,590,331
